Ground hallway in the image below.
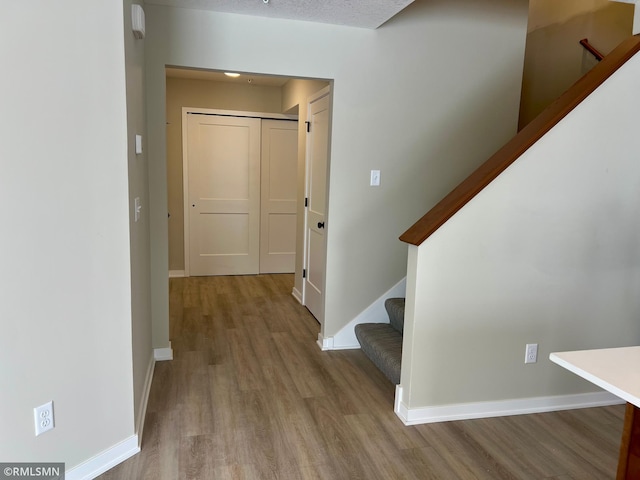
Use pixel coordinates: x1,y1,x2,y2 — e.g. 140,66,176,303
99,274,623,479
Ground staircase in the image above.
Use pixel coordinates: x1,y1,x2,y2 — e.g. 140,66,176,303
354,298,405,384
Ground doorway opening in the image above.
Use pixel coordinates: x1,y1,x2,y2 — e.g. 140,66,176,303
165,67,332,325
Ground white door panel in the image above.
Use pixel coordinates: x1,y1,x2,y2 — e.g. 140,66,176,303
303,89,331,323
260,119,298,274
186,114,261,276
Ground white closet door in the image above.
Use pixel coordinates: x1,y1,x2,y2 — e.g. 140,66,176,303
186,114,261,276
260,119,298,274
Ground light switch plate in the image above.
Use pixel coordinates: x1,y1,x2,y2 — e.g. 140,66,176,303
134,197,141,222
370,170,381,186
135,135,143,155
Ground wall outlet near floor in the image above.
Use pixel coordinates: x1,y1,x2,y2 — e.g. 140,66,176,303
525,343,538,364
34,401,55,436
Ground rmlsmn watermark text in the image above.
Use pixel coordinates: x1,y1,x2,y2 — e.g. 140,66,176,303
0,464,64,480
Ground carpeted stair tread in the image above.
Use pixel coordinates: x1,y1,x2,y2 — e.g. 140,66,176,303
354,323,402,385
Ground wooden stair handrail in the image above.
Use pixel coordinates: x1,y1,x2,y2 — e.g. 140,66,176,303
580,38,605,61
400,35,640,246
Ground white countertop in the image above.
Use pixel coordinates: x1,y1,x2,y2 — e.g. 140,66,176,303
550,346,640,408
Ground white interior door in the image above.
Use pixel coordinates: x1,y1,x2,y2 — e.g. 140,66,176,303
260,119,298,274
303,88,331,322
186,114,261,276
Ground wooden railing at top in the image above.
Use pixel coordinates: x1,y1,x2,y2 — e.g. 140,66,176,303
400,35,640,247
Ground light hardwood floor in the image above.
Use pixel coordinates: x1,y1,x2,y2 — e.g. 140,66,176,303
99,274,624,479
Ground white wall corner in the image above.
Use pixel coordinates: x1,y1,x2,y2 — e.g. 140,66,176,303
292,287,302,304
136,352,156,446
323,277,407,350
397,391,623,426
169,270,185,278
154,342,173,361
66,435,140,480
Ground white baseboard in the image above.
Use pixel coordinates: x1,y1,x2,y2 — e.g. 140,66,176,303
321,277,407,350
154,342,173,361
317,333,331,350
316,332,360,351
169,270,185,278
136,352,155,446
394,386,624,426
394,385,405,417
292,287,302,304
66,435,139,480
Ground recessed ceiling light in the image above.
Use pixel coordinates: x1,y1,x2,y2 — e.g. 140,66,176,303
224,72,240,78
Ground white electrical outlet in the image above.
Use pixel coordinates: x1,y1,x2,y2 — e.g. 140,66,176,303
525,343,538,364
34,401,55,436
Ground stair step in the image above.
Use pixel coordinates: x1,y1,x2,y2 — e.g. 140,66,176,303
385,297,405,334
354,323,402,384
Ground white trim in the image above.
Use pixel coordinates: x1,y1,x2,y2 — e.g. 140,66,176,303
183,107,298,121
154,342,173,361
292,287,302,304
318,277,406,351
316,333,333,351
182,109,191,277
169,269,185,278
66,435,139,480
394,390,623,426
136,352,155,446
395,384,405,417
316,333,359,351
305,85,332,107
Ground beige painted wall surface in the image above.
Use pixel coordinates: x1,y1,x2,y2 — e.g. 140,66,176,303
0,0,135,468
528,0,610,31
282,78,329,113
403,53,640,408
124,0,154,433
166,77,283,271
519,1,633,128
145,0,529,343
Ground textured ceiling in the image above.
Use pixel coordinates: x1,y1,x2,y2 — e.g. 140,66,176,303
145,0,415,29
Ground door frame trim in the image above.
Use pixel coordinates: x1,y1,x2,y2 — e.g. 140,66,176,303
181,107,297,276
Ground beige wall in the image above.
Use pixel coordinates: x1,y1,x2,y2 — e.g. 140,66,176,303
519,0,633,127
146,0,529,346
528,0,611,31
167,77,284,271
0,0,135,468
124,0,154,434
402,51,640,411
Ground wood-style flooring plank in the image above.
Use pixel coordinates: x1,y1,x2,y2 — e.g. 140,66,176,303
98,274,625,480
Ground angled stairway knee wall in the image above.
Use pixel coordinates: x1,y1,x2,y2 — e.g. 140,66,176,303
401,51,640,411
318,277,406,350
